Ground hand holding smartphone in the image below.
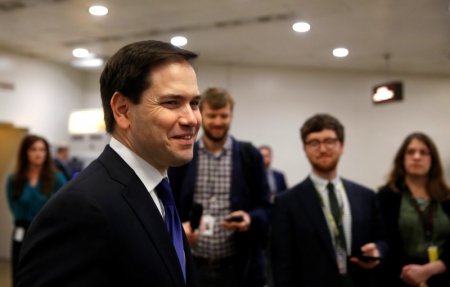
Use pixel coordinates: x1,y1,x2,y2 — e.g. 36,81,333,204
351,255,381,262
224,215,244,223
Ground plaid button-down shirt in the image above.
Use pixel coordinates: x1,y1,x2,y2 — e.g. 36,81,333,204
192,137,235,259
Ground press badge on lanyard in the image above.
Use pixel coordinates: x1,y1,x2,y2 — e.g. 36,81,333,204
428,245,439,262
14,227,26,242
336,245,347,274
200,214,215,236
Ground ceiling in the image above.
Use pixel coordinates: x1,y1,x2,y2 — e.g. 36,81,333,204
0,0,449,76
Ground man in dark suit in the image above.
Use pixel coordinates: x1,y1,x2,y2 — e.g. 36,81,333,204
169,87,270,287
53,144,73,180
259,145,288,203
16,40,202,287
271,113,387,287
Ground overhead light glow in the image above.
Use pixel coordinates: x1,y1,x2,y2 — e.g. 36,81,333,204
71,58,104,69
373,87,394,102
89,5,108,16
372,81,403,104
292,22,311,33
72,48,90,58
68,109,105,134
333,48,349,58
171,36,188,47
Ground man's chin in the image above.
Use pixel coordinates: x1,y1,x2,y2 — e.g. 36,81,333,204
204,130,227,142
313,163,338,174
170,153,194,167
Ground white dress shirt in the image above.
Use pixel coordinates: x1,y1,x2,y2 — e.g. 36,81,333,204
109,137,165,217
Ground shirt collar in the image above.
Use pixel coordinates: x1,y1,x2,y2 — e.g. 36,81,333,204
109,137,165,192
198,135,232,155
309,172,342,193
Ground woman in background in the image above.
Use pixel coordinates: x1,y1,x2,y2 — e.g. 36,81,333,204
6,134,66,285
378,132,450,286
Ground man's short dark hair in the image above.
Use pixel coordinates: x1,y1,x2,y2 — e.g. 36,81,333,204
300,113,345,144
200,87,235,111
100,40,198,133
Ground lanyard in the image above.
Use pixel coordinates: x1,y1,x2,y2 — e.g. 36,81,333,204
408,192,434,242
316,187,345,243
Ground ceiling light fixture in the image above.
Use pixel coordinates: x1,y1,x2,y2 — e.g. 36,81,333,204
89,5,108,16
292,22,311,33
72,48,90,58
171,36,188,47
68,109,105,134
71,58,104,69
332,48,349,58
371,53,403,104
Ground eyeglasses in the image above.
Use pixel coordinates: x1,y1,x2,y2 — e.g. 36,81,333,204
305,138,339,149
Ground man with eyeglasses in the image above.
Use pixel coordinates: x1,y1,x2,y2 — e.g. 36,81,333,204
270,113,388,287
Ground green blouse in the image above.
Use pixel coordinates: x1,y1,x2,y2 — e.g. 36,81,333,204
399,192,450,259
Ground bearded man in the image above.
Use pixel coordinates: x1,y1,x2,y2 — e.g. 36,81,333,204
270,113,388,287
168,87,270,287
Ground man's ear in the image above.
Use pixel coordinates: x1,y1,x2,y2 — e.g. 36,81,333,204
110,92,131,129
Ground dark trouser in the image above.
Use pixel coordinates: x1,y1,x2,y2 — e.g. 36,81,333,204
11,222,29,287
193,256,240,287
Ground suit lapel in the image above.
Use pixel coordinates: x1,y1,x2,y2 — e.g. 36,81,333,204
343,181,358,254
300,179,336,261
99,146,185,286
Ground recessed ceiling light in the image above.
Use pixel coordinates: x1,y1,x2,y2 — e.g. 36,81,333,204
89,5,108,16
71,58,104,69
171,36,188,47
332,48,349,58
72,48,90,58
292,22,311,33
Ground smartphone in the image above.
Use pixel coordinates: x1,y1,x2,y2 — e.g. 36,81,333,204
189,203,203,230
224,216,244,223
352,255,381,262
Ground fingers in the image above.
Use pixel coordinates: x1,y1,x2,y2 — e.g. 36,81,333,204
223,210,251,232
349,256,380,269
361,242,379,256
182,221,198,246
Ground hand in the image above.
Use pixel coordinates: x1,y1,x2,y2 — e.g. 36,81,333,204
223,210,251,232
182,221,198,246
400,260,447,287
400,264,430,286
349,242,380,269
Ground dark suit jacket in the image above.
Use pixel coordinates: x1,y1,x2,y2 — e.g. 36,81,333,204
271,169,287,193
53,157,72,180
17,145,196,287
168,137,270,286
271,177,387,287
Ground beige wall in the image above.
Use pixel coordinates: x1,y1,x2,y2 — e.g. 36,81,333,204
0,123,27,259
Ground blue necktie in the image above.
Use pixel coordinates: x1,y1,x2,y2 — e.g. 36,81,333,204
155,178,186,281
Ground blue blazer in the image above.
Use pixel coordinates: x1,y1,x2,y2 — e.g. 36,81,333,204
271,177,387,287
271,169,287,193
17,145,196,287
168,137,270,286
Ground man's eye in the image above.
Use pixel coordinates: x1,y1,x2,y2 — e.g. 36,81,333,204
190,99,200,109
162,100,179,107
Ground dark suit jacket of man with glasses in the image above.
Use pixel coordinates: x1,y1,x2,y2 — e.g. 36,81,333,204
271,113,388,287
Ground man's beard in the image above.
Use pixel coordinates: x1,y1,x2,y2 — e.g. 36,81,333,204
311,159,339,174
203,126,228,143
